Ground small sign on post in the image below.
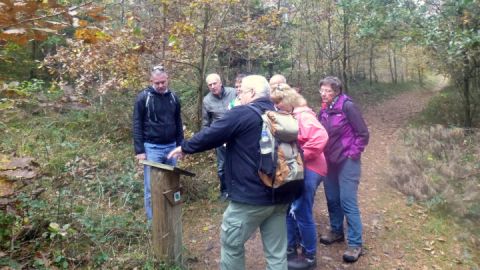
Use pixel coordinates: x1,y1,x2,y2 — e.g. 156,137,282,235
140,160,195,266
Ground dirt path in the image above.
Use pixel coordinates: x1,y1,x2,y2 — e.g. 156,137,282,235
183,79,477,269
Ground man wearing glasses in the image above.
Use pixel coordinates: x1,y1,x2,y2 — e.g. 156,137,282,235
132,66,184,221
202,73,236,200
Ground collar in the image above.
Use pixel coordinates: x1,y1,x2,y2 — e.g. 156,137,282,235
328,95,340,110
213,86,225,99
149,86,171,95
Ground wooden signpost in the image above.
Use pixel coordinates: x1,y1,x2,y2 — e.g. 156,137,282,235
140,160,195,266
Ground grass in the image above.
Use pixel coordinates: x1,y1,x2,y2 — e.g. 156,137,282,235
0,87,221,268
412,83,480,128
1,95,165,268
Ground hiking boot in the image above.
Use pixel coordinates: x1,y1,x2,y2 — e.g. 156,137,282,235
343,246,362,263
287,247,298,261
319,231,344,245
288,254,316,270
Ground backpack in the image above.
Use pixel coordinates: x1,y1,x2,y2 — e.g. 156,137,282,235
249,106,304,189
144,88,177,122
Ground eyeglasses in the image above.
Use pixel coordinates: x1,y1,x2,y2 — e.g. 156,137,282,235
152,65,164,72
319,88,334,94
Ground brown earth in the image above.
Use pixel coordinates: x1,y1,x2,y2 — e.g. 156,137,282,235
182,79,480,269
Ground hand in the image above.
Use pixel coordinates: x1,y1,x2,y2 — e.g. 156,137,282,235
135,153,146,160
168,146,185,160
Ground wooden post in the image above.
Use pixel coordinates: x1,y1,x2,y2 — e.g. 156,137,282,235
140,160,195,266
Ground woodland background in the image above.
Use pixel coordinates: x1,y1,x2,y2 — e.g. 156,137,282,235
0,0,479,269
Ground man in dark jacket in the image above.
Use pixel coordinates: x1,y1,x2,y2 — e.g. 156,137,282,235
202,73,236,199
169,75,299,270
133,67,184,220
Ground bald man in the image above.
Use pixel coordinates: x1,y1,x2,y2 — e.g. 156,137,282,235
203,73,236,200
269,74,287,90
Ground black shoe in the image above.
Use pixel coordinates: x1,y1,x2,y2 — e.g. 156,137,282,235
288,255,316,270
287,247,298,261
319,231,344,245
343,246,362,263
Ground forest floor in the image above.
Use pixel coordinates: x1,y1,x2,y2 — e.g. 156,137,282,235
181,78,480,270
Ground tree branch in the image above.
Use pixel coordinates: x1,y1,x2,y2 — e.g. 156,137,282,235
1,1,94,30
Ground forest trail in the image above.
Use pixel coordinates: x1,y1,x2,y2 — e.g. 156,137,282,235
183,79,477,269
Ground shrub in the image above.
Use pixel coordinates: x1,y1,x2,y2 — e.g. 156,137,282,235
414,85,479,128
388,126,480,230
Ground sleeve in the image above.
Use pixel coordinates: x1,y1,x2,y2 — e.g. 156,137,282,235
298,113,329,161
174,94,184,146
182,108,240,154
201,97,211,128
133,92,146,154
344,101,369,159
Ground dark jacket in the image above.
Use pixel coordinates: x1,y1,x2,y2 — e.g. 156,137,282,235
318,94,369,166
201,86,236,128
182,97,301,205
133,86,184,155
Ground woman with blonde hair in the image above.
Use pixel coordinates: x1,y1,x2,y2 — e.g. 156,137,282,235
271,84,328,270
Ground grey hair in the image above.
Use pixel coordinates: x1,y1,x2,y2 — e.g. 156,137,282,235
150,67,168,77
243,75,270,99
319,76,342,94
206,73,221,83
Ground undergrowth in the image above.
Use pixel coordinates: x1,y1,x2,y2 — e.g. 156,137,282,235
413,84,479,128
388,125,480,238
0,90,216,269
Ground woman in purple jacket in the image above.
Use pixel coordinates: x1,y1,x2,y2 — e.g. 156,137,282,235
317,76,369,263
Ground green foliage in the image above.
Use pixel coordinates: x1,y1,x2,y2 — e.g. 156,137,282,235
414,84,479,127
0,212,15,248
0,42,35,81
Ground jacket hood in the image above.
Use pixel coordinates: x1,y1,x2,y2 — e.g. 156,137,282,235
250,97,275,112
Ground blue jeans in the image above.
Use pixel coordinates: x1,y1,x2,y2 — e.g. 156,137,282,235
216,146,226,194
286,168,323,256
323,158,362,247
144,142,177,220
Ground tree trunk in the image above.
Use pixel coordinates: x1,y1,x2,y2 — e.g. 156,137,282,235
417,66,423,86
327,7,334,75
369,42,374,86
342,11,349,93
388,47,395,83
196,6,210,131
463,72,472,128
393,47,398,84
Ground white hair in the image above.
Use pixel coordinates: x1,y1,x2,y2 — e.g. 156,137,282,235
150,69,167,78
242,75,270,99
206,73,221,83
269,74,286,85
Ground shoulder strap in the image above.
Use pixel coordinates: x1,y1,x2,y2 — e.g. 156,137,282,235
169,91,177,105
342,99,353,113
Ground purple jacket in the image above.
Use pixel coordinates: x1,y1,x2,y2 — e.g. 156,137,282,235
318,94,369,165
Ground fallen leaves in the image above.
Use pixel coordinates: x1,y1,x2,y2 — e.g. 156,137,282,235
0,154,39,203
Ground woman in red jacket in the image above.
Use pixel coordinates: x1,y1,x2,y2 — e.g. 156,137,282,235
271,84,329,270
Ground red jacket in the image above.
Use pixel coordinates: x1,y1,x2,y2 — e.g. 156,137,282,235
293,106,329,176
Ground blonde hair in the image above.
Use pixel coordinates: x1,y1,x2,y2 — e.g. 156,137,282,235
270,83,307,107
